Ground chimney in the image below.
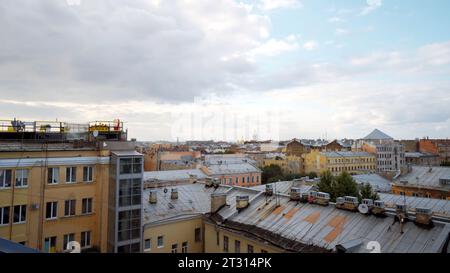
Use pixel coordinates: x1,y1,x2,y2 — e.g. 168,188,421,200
171,188,178,200
189,174,197,184
211,193,227,214
265,184,273,196
236,195,249,211
149,190,157,204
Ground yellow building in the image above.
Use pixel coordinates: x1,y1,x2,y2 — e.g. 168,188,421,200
263,156,303,175
0,119,144,253
303,150,376,176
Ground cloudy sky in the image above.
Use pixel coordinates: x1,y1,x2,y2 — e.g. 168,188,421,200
1,0,449,141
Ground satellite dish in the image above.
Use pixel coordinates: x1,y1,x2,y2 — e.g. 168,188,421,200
358,204,369,214
93,130,99,138
163,188,168,194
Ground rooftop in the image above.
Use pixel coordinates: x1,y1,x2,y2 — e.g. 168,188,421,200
395,166,450,191
321,151,373,158
352,174,392,192
363,129,394,141
143,169,208,182
206,162,261,175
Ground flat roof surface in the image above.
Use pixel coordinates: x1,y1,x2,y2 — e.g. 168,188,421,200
395,166,450,191
143,169,208,182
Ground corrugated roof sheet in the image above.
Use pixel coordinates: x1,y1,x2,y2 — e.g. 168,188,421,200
395,166,450,190
143,169,208,182
352,174,392,192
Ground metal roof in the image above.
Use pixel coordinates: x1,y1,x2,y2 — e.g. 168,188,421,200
321,151,373,158
206,162,261,175
143,169,208,182
363,129,394,140
395,166,450,191
216,193,450,253
0,238,40,253
352,174,392,192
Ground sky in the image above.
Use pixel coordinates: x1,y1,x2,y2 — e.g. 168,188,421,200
0,0,449,141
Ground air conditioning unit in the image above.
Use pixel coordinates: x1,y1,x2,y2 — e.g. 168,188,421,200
290,187,301,201
236,195,249,211
31,203,39,210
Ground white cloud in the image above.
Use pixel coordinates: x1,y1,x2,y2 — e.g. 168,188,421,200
259,0,302,11
328,16,344,23
250,37,299,57
303,40,318,51
335,28,349,36
360,0,383,16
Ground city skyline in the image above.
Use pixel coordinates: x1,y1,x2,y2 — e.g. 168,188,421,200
1,0,449,141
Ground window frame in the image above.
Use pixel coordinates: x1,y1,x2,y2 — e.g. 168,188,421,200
65,167,77,183
82,198,93,215
81,231,92,249
46,201,58,220
63,233,75,251
144,238,152,251
48,167,60,185
83,166,94,183
0,206,10,226
13,204,26,224
64,199,76,217
15,169,29,188
157,235,164,248
0,169,12,189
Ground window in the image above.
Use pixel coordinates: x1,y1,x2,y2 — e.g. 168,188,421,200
63,233,75,250
46,202,58,219
144,239,151,251
223,236,229,252
0,169,12,188
247,244,254,253
182,242,188,253
66,167,76,183
235,240,240,253
0,207,10,225
412,192,419,197
48,167,59,184
83,166,93,182
216,231,220,246
119,178,141,207
117,242,141,253
119,157,142,174
81,231,91,248
195,228,201,242
82,198,93,214
44,236,57,253
261,249,268,253
13,205,26,223
64,200,76,216
157,236,164,248
117,209,141,242
15,169,28,187
171,243,178,253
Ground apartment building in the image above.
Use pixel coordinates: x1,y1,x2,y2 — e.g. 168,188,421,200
0,119,143,253
358,129,406,174
303,150,376,176
419,138,450,165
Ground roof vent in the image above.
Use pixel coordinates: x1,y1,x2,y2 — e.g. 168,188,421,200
336,196,359,211
415,207,433,226
236,195,249,211
171,188,178,200
212,178,220,188
290,187,301,201
362,199,373,207
149,190,157,204
205,177,214,187
211,193,227,213
265,184,273,196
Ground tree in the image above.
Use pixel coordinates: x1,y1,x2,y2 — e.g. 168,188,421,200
441,161,450,167
307,171,318,179
333,171,359,200
261,164,283,184
359,183,380,201
317,170,334,197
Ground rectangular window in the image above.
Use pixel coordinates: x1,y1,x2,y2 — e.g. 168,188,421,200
223,236,229,252
261,249,268,253
64,200,76,216
63,233,75,250
157,236,164,248
171,243,178,253
195,227,202,242
48,167,60,184
144,239,151,251
182,242,188,253
44,236,57,253
83,166,93,182
13,205,26,223
247,244,254,253
117,209,141,242
81,231,91,248
0,207,10,225
0,169,12,188
66,167,76,183
15,169,28,187
46,202,58,219
82,198,93,214
216,231,220,246
235,240,240,253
